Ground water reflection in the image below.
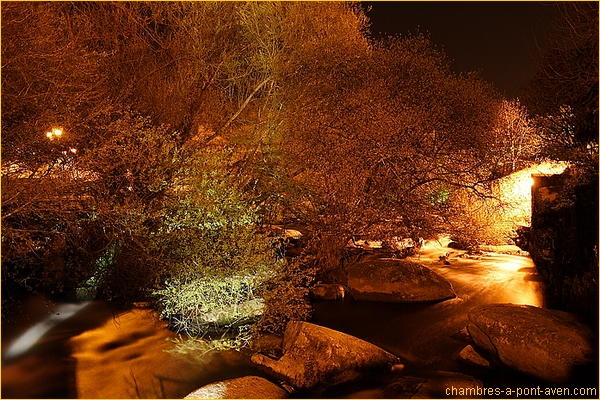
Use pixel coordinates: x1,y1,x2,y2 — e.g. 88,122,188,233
2,299,264,398
418,238,545,307
430,253,545,308
2,240,548,398
5,301,91,360
312,240,547,374
69,305,257,398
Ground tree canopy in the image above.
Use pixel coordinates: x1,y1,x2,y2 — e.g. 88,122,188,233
521,2,598,165
3,2,529,325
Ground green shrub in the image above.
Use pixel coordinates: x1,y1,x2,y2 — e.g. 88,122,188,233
149,144,287,341
155,272,274,336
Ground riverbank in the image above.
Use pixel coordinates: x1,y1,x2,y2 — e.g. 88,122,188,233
2,238,597,398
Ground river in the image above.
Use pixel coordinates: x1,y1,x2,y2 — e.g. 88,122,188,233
1,297,268,398
1,238,570,398
311,238,554,397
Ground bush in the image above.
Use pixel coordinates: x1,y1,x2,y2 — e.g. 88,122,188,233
148,142,289,341
155,272,273,337
255,258,318,335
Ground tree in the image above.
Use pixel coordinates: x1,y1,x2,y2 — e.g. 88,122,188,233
520,1,598,318
1,2,283,306
521,2,598,165
277,31,504,278
2,1,536,330
1,2,370,329
488,99,542,177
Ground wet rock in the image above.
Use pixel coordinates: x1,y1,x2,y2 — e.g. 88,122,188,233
309,284,345,300
468,304,597,384
251,321,400,394
383,371,483,399
184,376,288,399
454,326,471,341
457,345,491,368
250,333,284,359
347,258,456,302
382,375,426,398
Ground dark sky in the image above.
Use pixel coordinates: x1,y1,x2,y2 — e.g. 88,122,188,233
362,1,560,98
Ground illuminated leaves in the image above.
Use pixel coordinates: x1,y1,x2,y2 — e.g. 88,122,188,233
281,32,503,255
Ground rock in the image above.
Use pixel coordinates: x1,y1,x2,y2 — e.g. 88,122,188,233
447,241,466,249
455,326,471,340
347,258,456,302
309,284,345,300
468,304,597,384
383,371,483,399
457,345,491,368
382,375,426,398
251,321,400,394
184,376,288,399
250,333,284,358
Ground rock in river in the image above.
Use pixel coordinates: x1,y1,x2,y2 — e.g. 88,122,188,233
347,258,456,302
251,321,401,394
309,283,345,300
184,376,288,399
468,304,597,384
457,344,491,369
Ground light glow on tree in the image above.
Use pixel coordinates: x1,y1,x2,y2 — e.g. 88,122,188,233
45,127,63,140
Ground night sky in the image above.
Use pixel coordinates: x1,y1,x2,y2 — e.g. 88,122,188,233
362,1,561,98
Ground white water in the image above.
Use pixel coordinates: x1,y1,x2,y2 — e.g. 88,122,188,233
4,301,90,360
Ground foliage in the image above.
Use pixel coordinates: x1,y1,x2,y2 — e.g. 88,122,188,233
489,99,542,177
442,187,517,246
2,111,175,301
1,1,546,329
155,275,269,337
521,2,598,164
519,3,598,317
146,141,283,336
279,32,506,272
1,2,285,306
254,258,318,335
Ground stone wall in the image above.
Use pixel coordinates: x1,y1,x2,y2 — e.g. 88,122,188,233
528,171,599,318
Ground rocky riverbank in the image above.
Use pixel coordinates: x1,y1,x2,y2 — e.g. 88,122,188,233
184,241,598,398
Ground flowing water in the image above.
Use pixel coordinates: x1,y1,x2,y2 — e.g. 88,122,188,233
1,298,265,398
311,239,554,396
1,239,567,398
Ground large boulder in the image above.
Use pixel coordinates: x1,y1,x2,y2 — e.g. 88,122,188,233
347,258,456,302
184,376,288,399
251,321,401,394
468,304,597,384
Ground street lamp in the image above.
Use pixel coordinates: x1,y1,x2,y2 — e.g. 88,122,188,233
45,128,63,140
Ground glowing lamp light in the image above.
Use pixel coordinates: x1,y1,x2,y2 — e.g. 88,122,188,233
46,127,64,140
514,176,535,198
